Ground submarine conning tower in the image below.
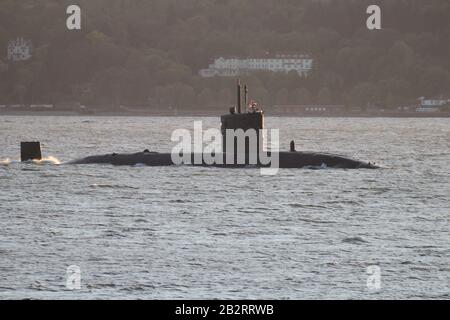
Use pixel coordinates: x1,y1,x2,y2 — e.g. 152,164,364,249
20,142,42,162
220,80,265,160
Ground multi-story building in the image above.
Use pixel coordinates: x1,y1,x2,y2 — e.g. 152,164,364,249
7,38,33,61
200,54,313,78
417,97,450,112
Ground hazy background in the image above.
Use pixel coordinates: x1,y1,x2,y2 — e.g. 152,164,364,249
1,0,450,111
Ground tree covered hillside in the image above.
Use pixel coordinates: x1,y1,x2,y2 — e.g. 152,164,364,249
1,0,449,110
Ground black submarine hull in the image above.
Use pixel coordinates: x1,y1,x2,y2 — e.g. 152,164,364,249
65,82,379,170
69,151,378,169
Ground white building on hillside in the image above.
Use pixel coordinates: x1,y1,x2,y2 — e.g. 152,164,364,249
417,97,449,112
200,54,313,78
7,38,33,61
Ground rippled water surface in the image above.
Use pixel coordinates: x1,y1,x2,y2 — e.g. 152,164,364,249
0,116,449,299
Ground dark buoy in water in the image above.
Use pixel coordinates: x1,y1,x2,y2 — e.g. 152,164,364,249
21,142,42,162
290,140,296,152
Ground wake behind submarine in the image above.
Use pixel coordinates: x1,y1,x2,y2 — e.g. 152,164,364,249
21,81,378,169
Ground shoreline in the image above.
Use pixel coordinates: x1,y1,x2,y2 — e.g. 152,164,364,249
1,110,450,118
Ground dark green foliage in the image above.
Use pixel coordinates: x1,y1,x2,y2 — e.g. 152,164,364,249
1,0,449,110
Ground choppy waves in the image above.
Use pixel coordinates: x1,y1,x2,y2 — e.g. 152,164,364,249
0,116,449,300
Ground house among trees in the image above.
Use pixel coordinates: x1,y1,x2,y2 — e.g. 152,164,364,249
7,38,32,61
200,55,313,78
417,97,450,113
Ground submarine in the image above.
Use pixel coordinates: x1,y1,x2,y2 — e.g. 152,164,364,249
20,81,378,170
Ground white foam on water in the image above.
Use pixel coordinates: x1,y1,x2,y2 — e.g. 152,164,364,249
304,163,329,170
32,156,61,165
1,156,62,166
133,163,146,167
0,158,11,166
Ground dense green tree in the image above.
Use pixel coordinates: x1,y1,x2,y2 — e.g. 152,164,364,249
317,87,333,105
348,82,380,109
290,88,312,105
1,0,449,110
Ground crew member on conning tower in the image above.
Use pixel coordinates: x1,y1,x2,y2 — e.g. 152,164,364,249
249,100,259,113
